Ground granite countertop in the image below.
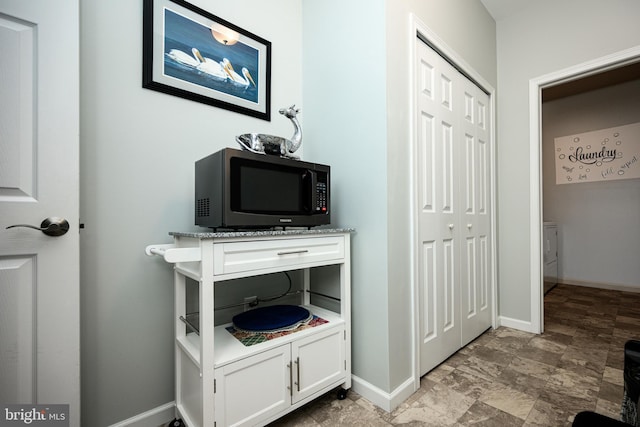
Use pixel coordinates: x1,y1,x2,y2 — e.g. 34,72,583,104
169,227,355,239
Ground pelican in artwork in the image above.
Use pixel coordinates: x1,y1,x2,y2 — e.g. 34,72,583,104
221,58,256,88
191,48,228,81
165,47,228,81
165,48,199,67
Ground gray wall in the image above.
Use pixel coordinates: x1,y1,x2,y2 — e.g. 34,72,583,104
302,0,391,392
302,0,496,395
495,0,640,324
542,80,640,290
80,0,303,425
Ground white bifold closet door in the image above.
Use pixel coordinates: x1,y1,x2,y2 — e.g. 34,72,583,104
415,38,492,376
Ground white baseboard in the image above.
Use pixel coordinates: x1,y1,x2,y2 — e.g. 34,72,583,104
498,316,537,333
559,279,640,294
108,402,175,427
351,375,416,413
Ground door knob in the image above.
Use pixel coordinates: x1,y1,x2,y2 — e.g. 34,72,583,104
6,217,70,237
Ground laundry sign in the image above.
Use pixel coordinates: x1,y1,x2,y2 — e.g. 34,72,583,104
554,122,640,184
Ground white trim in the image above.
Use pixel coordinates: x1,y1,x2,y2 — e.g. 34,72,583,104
351,375,415,413
107,402,175,427
409,12,498,389
528,45,640,334
529,79,543,334
408,13,420,400
498,316,537,334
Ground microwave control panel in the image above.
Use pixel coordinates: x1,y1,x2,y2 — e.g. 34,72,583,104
316,180,328,213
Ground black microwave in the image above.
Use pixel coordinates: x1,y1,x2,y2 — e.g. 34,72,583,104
195,148,330,229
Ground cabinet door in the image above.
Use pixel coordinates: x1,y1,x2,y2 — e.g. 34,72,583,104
292,327,345,403
215,345,290,427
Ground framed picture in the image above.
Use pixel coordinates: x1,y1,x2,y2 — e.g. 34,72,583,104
143,0,271,120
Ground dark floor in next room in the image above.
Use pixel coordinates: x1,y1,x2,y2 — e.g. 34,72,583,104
268,284,640,426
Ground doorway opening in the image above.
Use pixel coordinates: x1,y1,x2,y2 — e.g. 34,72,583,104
529,46,640,333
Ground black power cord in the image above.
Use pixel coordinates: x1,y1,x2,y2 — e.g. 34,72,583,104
249,271,293,307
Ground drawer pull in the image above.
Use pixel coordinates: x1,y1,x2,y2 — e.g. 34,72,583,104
277,249,309,256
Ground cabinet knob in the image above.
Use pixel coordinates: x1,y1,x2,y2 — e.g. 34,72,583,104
448,224,454,230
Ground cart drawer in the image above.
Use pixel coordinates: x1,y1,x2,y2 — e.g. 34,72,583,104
213,235,344,275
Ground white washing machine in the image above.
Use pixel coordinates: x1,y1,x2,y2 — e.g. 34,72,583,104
543,222,558,294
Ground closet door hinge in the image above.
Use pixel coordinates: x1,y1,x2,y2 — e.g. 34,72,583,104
214,379,216,393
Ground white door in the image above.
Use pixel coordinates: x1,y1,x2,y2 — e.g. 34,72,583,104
292,326,345,403
415,39,492,375
215,345,291,427
415,42,463,375
458,74,492,347
0,0,80,425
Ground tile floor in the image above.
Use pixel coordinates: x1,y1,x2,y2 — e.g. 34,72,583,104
268,284,640,426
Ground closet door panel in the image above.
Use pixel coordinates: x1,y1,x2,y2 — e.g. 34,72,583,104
416,41,462,375
460,84,492,346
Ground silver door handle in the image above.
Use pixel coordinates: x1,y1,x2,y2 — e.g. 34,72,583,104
6,217,70,237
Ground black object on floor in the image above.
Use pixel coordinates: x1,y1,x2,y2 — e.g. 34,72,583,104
572,411,630,426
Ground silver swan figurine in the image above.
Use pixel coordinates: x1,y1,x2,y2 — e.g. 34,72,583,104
236,105,302,159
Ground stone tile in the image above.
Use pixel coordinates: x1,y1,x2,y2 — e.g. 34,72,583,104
507,356,556,381
314,399,394,427
546,367,601,401
457,401,523,426
616,315,640,327
269,410,321,427
478,381,537,420
598,380,624,405
557,345,608,378
391,382,475,426
467,346,514,367
400,378,438,409
440,368,494,399
606,346,625,370
534,389,595,421
518,345,563,366
457,355,505,382
425,364,455,384
539,331,574,346
603,366,624,386
496,366,549,398
528,336,569,354
570,331,612,351
543,322,577,337
595,398,622,420
443,351,471,368
523,398,575,427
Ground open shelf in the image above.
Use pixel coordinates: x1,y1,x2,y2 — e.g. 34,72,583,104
176,305,344,369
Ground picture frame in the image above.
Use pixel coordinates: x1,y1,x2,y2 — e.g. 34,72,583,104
143,0,271,121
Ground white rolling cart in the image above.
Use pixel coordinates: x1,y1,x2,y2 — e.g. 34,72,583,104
146,228,353,427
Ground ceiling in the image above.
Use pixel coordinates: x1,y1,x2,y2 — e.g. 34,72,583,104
542,62,640,102
480,0,531,21
480,0,640,101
